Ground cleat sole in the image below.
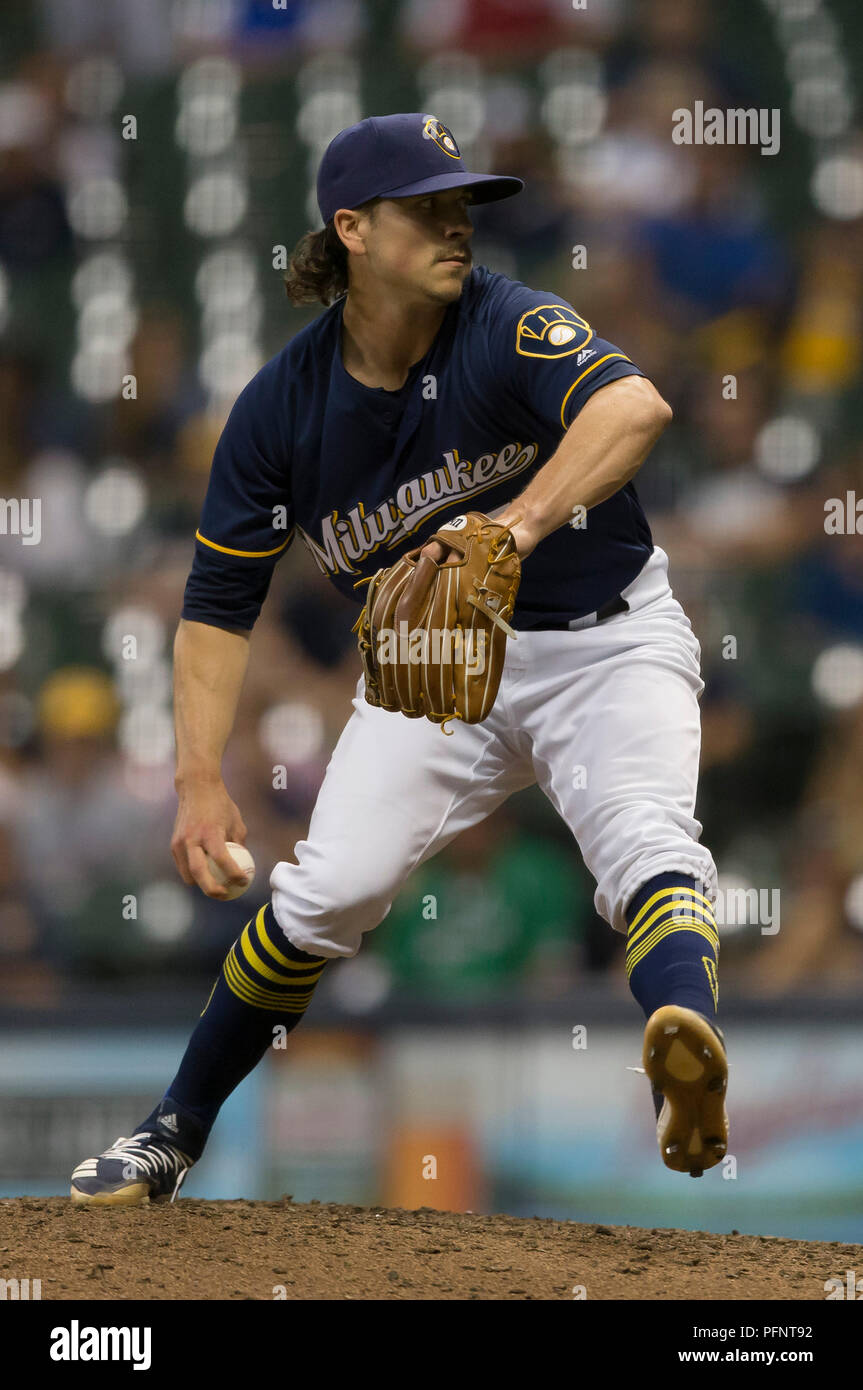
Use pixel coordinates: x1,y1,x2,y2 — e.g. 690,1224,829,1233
70,1182,150,1207
644,1006,728,1177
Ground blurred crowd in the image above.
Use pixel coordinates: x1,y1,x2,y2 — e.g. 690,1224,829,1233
1,0,863,1009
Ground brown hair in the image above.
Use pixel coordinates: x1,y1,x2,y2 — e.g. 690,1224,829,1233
283,198,380,307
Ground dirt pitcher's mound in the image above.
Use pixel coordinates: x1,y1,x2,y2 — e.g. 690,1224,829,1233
4,1198,860,1300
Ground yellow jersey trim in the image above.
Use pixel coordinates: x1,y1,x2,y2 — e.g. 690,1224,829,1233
559,354,633,429
195,528,294,559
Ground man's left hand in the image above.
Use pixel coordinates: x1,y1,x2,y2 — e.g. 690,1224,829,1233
419,509,540,565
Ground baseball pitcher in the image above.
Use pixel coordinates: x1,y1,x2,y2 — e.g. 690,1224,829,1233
72,114,727,1206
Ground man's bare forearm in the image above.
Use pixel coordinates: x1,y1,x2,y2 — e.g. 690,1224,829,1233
173,618,251,786
494,375,673,556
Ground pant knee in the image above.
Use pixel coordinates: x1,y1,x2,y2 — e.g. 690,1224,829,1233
592,825,717,935
270,857,401,958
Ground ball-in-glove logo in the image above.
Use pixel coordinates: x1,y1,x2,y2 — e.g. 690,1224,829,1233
515,304,593,359
422,115,461,159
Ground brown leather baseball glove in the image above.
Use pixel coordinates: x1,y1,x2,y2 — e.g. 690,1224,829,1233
353,511,521,732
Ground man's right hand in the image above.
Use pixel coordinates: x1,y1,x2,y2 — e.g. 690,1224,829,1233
171,775,250,899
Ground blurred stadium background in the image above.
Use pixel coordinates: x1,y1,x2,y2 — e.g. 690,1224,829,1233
1,0,863,1240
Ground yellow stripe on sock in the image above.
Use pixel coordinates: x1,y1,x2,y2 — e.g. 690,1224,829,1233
224,968,317,1014
626,920,720,977
226,957,319,1008
224,951,321,1011
625,889,711,945
252,904,326,971
628,885,716,937
199,978,218,1019
240,921,324,988
627,904,718,958
703,955,719,1009
627,915,719,962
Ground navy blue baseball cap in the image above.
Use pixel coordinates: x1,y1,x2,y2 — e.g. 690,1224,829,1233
317,112,524,225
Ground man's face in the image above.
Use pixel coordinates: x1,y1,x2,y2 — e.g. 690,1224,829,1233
355,188,474,304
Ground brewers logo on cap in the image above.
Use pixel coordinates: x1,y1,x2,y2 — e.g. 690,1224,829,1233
515,304,593,359
422,115,461,159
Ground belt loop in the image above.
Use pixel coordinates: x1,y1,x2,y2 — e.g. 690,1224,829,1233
598,594,629,623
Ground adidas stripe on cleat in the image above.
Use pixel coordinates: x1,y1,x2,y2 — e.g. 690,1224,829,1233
70,1132,194,1207
643,1006,728,1178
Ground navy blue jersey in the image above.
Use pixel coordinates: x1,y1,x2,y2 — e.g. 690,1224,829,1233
181,266,653,633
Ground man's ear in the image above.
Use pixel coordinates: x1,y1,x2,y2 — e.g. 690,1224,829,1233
333,207,370,257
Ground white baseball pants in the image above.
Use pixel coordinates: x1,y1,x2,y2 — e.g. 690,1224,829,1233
270,546,717,956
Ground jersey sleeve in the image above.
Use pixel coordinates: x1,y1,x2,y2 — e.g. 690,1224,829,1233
181,363,294,633
487,278,645,435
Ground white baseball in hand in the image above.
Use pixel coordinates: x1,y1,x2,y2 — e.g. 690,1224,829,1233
204,841,255,899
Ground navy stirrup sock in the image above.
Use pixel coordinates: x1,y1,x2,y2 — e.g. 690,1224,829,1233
626,872,719,1022
138,901,327,1157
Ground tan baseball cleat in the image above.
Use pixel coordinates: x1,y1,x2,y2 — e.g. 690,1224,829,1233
643,1005,728,1178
